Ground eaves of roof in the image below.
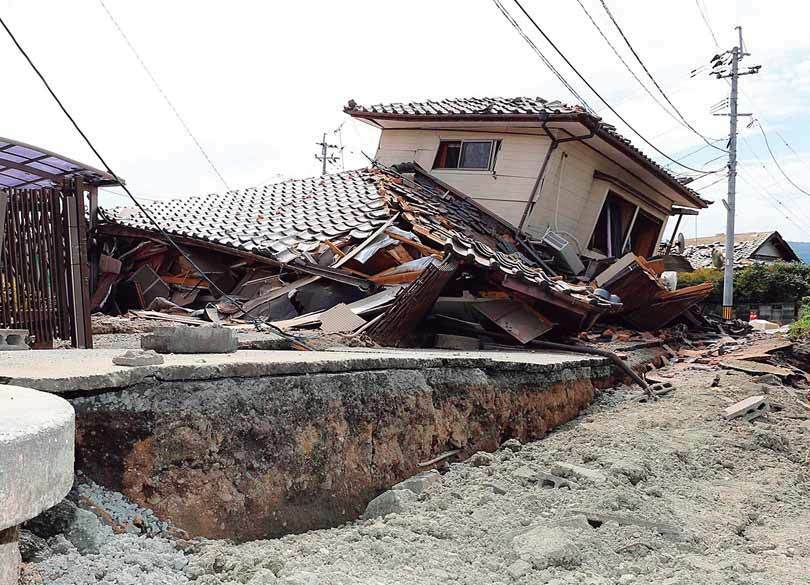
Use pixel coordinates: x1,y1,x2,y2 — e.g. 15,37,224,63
345,105,708,210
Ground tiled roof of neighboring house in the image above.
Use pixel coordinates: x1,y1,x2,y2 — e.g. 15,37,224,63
345,96,708,209
104,165,614,308
680,231,801,269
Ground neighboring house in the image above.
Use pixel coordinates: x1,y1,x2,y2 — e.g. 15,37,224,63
682,230,802,270
680,231,804,324
788,241,810,263
345,96,708,261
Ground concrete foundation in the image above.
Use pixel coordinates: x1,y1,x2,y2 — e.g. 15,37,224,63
0,385,74,585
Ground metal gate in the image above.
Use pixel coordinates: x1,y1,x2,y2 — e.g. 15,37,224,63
0,182,92,348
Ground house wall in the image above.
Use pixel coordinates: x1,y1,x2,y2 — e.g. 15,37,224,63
375,128,672,255
524,140,670,256
754,240,782,259
375,129,548,226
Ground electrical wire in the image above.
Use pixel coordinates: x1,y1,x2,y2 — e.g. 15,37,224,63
97,0,232,192
509,0,725,175
695,0,720,49
694,0,810,191
575,0,726,152
737,170,807,233
754,120,810,197
491,0,595,112
0,14,305,343
596,0,726,153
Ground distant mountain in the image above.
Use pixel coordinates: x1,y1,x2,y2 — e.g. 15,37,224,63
788,241,810,263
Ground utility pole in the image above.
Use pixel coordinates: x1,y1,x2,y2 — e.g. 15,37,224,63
708,26,761,321
315,133,341,176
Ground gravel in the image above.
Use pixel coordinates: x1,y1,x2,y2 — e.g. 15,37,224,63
26,366,810,584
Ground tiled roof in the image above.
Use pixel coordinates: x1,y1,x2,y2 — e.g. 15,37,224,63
679,231,798,269
345,96,708,209
345,97,586,118
104,166,616,308
107,170,391,263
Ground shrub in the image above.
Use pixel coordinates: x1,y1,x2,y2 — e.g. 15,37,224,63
678,262,810,307
789,296,810,340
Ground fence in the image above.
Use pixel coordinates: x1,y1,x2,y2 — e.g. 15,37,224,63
0,181,92,348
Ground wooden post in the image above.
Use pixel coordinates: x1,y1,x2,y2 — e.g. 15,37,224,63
73,179,93,348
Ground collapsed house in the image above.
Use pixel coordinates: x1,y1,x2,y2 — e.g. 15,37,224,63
93,97,719,345
680,230,803,270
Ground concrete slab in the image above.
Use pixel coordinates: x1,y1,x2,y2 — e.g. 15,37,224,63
0,348,608,394
0,385,75,530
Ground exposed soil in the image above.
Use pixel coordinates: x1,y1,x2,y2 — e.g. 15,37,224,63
26,362,810,585
70,359,612,540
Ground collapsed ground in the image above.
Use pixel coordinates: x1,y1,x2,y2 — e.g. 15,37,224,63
20,358,810,585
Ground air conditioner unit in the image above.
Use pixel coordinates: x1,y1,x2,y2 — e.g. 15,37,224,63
541,228,585,275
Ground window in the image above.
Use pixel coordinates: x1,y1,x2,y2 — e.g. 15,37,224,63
433,140,499,170
589,194,636,257
589,192,663,258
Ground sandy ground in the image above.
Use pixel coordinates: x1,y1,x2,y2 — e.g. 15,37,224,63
24,362,810,585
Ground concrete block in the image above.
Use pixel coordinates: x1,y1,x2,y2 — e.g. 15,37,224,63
361,489,416,520
113,349,165,367
537,471,573,489
141,325,238,354
723,395,769,421
393,470,442,495
0,385,74,531
551,462,607,484
433,333,480,351
0,329,29,351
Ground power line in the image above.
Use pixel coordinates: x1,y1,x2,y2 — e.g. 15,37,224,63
693,0,810,191
491,0,595,112
737,170,807,233
754,120,810,197
596,0,726,153
695,0,720,49
700,173,729,190
97,0,232,192
509,0,724,175
0,13,304,342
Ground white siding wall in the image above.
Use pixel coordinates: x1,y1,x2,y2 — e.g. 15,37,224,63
376,129,549,225
525,139,670,252
755,240,781,258
375,128,671,247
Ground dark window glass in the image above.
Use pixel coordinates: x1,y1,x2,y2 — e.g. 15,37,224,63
459,141,493,169
433,141,462,169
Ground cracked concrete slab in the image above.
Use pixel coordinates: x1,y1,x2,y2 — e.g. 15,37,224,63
0,348,609,394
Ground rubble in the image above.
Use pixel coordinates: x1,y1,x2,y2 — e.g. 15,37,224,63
94,163,716,352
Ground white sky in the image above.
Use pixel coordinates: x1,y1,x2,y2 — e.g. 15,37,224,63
2,0,809,241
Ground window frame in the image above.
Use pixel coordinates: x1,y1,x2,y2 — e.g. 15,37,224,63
433,139,500,171
588,190,663,258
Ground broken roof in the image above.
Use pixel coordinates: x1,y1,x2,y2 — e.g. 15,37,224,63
0,136,119,189
345,96,708,210
681,230,802,269
103,165,616,310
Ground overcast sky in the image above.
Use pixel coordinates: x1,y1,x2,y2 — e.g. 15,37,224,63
2,0,809,241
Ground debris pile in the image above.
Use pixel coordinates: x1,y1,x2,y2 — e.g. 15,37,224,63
95,165,714,348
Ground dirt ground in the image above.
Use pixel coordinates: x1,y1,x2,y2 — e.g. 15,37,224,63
26,359,810,585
